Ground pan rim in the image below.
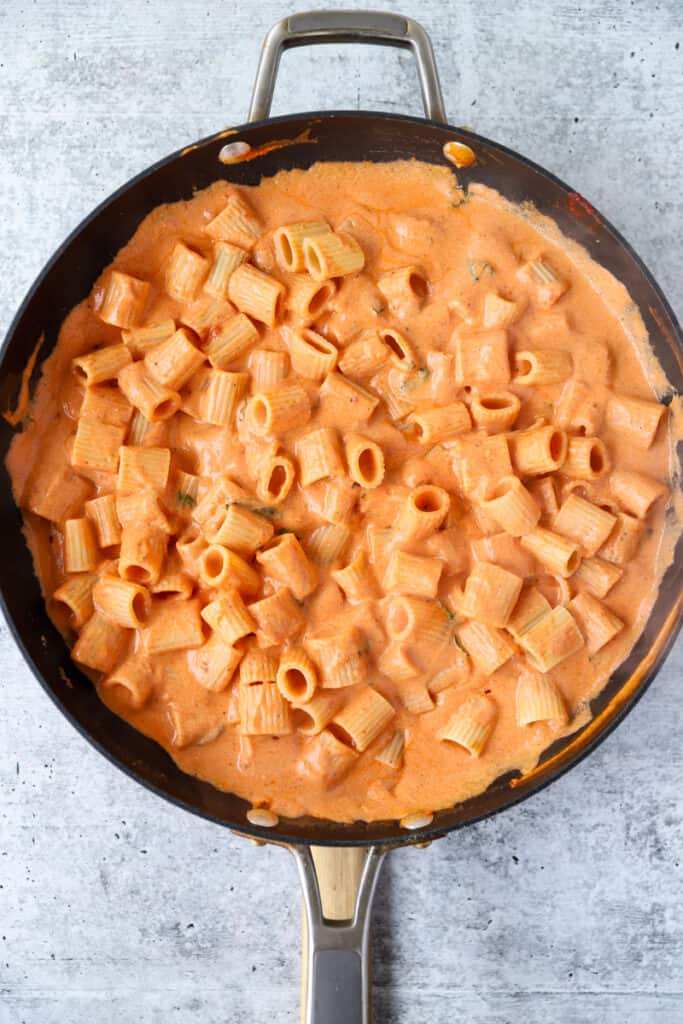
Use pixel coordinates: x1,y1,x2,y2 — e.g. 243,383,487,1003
1,108,682,847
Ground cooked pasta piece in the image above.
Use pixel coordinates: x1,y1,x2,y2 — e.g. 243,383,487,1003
93,575,151,629
518,606,584,672
569,593,624,654
339,331,389,379
385,595,451,647
212,504,274,554
122,319,176,357
205,193,261,247
517,258,568,307
71,612,129,674
513,349,573,385
117,362,180,422
64,517,98,573
606,394,666,449
528,476,559,518
51,573,97,629
296,427,343,485
552,494,616,557
291,692,340,735
305,477,356,525
408,402,471,444
248,349,289,392
454,328,510,385
379,328,417,372
273,220,331,272
397,485,450,542
71,418,126,474
303,231,365,280
80,384,133,427
510,424,567,476
300,728,357,782
188,634,242,692
383,549,443,599
516,669,567,726
438,693,497,757
377,266,428,318
256,533,318,600
454,434,513,499
610,469,668,519
73,344,132,386
480,475,541,537
248,384,311,435
102,657,153,709
98,271,150,328
461,561,523,628
201,590,255,644
285,327,338,380
374,730,405,768
330,687,395,751
470,391,520,432
563,436,611,480
306,523,351,564
320,371,379,424
199,545,261,594
455,620,516,675
277,648,318,704
471,532,535,577
237,651,277,689
144,328,205,390
249,588,304,645
119,526,167,585
505,585,551,642
165,242,209,302
556,379,604,435
598,511,644,564
117,446,170,494
228,264,285,327
197,369,249,427
205,312,260,368
203,242,247,299
520,527,580,577
400,681,435,715
570,556,623,599
150,553,194,600
427,647,470,694
344,433,385,488
116,488,169,532
482,291,521,329
256,453,295,505
239,682,292,735
377,643,419,682
285,274,336,323
331,551,379,604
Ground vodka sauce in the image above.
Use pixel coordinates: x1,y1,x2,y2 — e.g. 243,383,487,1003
6,161,679,822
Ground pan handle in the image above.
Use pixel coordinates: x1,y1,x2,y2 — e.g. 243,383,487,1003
291,844,387,1024
249,10,447,123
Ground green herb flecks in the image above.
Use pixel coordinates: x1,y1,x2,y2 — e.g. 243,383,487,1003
438,598,454,622
371,301,385,315
177,491,196,508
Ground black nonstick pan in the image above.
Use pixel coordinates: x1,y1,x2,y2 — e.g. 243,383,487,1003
1,12,681,1023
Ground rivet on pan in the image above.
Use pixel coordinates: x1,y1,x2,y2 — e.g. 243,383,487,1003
400,812,434,830
412,840,433,850
247,838,267,848
219,141,252,164
247,807,279,828
442,140,476,168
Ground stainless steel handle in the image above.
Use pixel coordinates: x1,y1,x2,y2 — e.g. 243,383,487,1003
249,10,447,123
292,845,387,1024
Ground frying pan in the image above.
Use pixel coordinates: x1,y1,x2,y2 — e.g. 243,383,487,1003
1,11,682,1023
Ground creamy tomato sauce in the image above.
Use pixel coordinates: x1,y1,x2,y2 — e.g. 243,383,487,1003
6,160,677,823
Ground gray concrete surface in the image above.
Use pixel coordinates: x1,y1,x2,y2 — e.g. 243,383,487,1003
1,1,682,1021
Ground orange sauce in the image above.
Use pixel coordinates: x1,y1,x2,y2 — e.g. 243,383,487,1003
6,160,678,823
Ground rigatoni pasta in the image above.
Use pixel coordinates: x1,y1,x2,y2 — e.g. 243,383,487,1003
8,158,674,825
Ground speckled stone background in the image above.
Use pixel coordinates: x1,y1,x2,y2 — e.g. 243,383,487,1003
1,2,682,1022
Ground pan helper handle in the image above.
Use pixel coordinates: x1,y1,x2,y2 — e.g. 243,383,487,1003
249,10,447,123
292,845,387,1024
